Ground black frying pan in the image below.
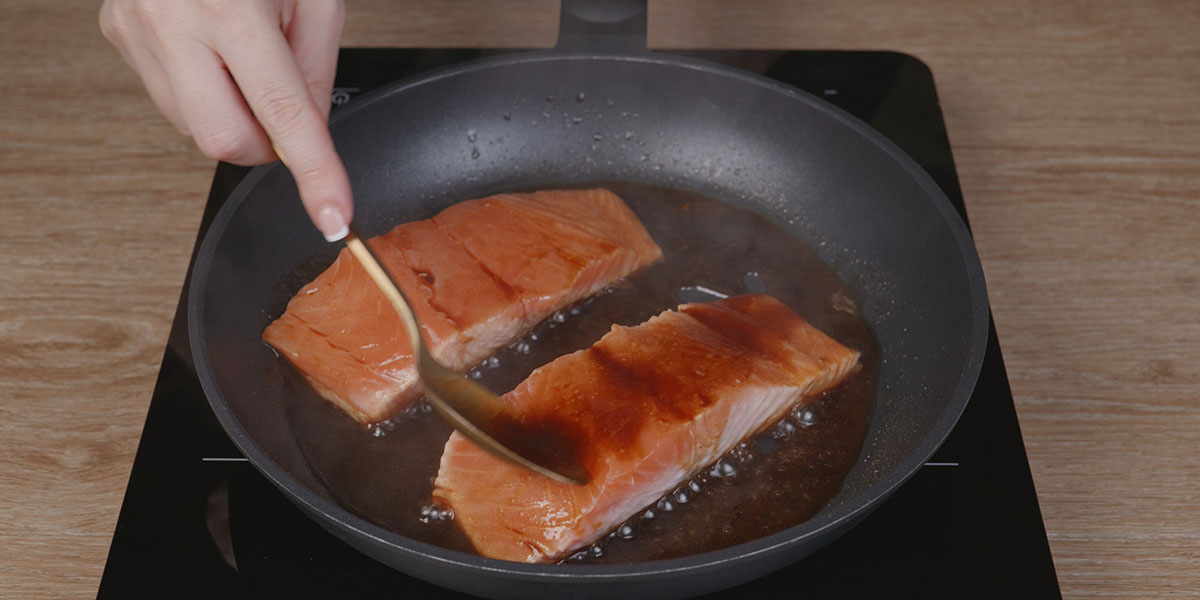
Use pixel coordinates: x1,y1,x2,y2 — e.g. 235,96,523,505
188,1,989,598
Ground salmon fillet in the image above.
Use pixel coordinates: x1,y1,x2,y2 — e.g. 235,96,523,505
432,294,861,563
262,189,663,424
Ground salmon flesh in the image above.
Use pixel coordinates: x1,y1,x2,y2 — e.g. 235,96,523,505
262,189,663,424
432,294,861,563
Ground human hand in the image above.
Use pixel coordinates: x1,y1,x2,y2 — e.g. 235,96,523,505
100,0,352,241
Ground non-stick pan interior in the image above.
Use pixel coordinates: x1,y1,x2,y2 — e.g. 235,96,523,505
190,52,987,598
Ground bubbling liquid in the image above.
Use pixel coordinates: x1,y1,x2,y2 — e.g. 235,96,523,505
282,182,878,563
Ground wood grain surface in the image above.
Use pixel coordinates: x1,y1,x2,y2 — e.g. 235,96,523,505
1,1,1196,597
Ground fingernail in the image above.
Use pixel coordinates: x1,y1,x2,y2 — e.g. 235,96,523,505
315,204,349,242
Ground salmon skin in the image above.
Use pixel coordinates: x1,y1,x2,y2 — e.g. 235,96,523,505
262,189,663,424
432,294,861,563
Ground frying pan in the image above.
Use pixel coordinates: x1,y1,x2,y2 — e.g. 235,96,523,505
188,1,989,598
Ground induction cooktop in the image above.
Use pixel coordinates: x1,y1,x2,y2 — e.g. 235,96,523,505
96,48,1061,599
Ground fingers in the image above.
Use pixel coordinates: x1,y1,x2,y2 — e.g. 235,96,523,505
119,44,188,135
217,6,352,241
159,37,276,165
285,0,345,120
100,0,185,132
103,0,274,163
99,0,352,242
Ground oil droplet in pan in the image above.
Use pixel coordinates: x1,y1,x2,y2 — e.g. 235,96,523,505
615,522,635,539
773,420,797,438
419,503,454,524
672,487,691,504
742,271,767,294
792,405,820,427
710,457,738,478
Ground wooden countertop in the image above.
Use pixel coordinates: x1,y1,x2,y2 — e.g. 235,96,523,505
2,0,1196,596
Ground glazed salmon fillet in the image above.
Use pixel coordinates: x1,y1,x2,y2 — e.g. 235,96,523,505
432,294,861,563
262,189,662,424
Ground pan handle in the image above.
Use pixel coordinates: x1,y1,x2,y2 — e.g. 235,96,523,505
555,0,648,53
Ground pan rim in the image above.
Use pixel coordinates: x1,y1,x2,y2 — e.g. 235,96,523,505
189,49,989,582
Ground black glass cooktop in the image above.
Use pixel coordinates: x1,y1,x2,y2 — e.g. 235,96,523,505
97,48,1060,599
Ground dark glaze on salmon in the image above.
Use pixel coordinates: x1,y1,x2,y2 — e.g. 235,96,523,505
433,295,859,563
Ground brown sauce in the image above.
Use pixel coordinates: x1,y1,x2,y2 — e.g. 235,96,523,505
281,183,878,563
